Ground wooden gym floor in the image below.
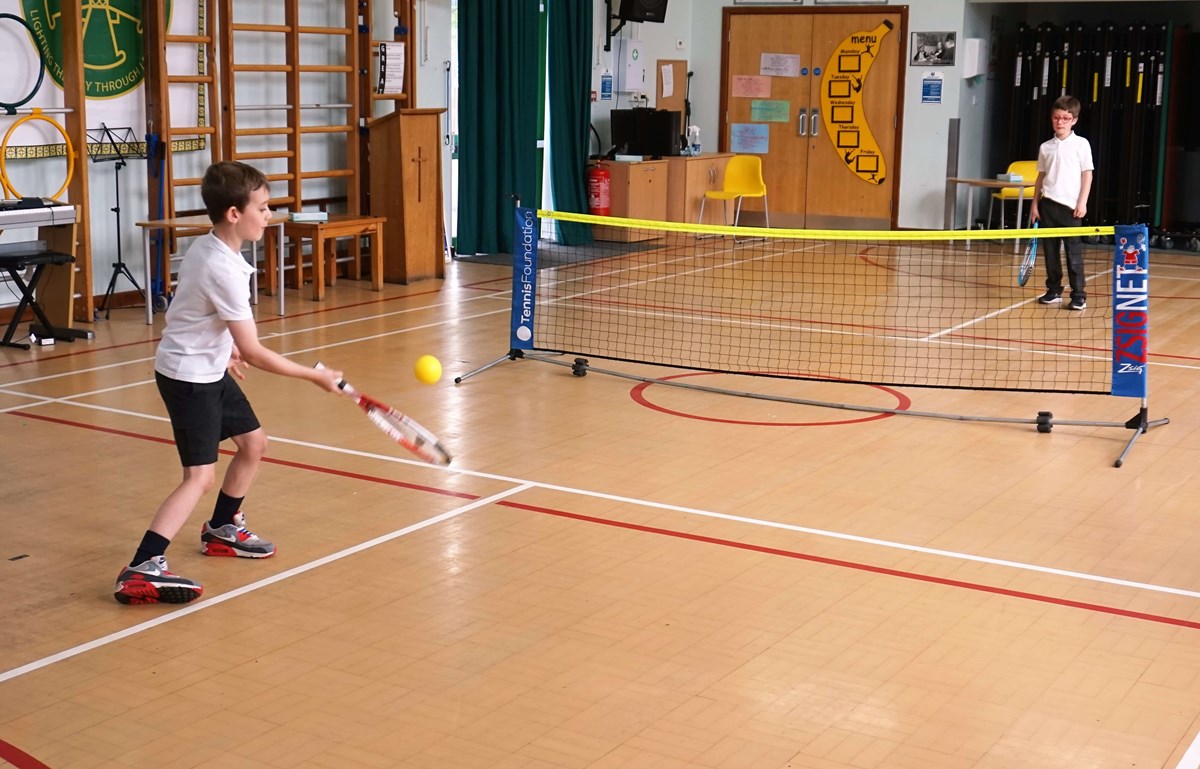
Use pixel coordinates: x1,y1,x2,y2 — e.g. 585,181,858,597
3,248,1200,769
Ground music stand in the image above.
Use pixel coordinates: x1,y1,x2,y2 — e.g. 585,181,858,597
88,124,146,318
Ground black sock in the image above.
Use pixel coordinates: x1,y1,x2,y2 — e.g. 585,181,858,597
210,491,244,529
131,530,170,567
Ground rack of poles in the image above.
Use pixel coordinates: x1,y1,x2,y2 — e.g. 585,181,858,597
1005,20,1177,235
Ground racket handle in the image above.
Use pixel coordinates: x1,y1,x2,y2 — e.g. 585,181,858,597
314,361,350,392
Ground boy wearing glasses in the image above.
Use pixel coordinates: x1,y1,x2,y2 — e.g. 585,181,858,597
1031,95,1094,311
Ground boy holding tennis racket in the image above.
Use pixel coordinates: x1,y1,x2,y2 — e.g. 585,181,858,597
114,161,344,605
1030,94,1094,311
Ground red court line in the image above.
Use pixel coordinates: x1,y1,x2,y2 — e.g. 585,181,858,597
8,410,1200,631
500,501,1200,631
0,739,52,769
9,411,473,500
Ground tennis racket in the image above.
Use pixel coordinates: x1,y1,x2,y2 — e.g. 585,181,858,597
316,363,452,466
1018,221,1039,287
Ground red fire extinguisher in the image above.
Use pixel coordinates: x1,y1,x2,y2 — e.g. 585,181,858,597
587,165,611,216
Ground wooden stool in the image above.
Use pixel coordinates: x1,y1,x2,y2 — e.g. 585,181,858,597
278,215,386,300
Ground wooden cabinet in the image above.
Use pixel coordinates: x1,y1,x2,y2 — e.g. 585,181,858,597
665,153,734,224
593,159,668,242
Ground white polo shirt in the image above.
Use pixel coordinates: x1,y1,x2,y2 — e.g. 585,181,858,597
1038,131,1094,209
155,233,255,383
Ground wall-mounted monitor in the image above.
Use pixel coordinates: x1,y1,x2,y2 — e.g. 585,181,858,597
618,0,668,23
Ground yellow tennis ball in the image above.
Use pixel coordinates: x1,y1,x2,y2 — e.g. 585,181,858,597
414,354,442,385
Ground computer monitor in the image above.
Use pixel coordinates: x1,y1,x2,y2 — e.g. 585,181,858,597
617,0,669,24
610,108,682,158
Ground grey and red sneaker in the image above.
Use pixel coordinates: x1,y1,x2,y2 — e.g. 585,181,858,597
201,511,276,558
114,556,203,605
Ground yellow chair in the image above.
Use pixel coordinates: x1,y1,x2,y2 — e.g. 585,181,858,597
987,160,1038,230
697,154,770,229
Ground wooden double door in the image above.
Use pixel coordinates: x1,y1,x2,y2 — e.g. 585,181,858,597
721,7,906,229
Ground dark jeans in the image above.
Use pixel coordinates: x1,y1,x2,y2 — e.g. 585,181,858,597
1039,198,1086,301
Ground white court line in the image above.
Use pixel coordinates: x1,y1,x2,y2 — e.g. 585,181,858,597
1,356,156,387
920,299,1038,341
4,281,1199,606
508,477,1200,601
1176,735,1200,769
5,270,1200,689
8,299,1200,611
21,392,1200,606
0,303,511,390
0,483,534,686
10,376,1200,609
921,265,1114,342
8,246,1199,762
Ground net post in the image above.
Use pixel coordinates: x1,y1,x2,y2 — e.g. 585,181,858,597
453,349,524,384
1113,403,1170,468
1106,223,1165,467
453,205,539,386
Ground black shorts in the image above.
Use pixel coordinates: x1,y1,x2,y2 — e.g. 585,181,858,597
156,371,262,467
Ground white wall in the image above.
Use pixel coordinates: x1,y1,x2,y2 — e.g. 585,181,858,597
378,0,454,247
900,0,965,228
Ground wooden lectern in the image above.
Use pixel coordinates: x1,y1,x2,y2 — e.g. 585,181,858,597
367,108,447,283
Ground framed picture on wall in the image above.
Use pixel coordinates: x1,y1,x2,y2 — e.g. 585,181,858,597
911,31,956,66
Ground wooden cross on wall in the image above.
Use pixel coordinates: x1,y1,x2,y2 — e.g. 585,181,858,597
411,146,427,202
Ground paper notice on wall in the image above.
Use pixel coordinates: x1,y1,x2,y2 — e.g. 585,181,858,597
750,100,790,122
921,71,943,103
378,42,406,94
730,123,770,154
661,64,674,98
760,53,800,78
732,75,771,98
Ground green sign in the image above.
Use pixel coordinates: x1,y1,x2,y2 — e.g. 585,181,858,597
20,0,172,98
750,100,790,123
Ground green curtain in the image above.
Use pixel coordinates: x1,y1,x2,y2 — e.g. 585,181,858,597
546,0,593,246
457,1,541,256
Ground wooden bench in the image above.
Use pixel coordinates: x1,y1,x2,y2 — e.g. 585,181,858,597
279,215,386,301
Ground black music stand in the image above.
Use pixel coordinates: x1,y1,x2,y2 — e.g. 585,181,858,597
88,124,146,319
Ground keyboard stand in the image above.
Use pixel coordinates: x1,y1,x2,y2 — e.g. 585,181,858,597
0,242,76,350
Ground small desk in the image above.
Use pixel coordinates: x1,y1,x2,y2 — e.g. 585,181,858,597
944,177,1032,253
135,214,287,325
280,214,385,301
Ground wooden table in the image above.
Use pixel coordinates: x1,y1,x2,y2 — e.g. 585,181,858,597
280,214,386,301
944,177,1033,254
135,214,287,325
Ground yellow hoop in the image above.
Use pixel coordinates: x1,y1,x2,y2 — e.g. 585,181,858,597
0,108,75,201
